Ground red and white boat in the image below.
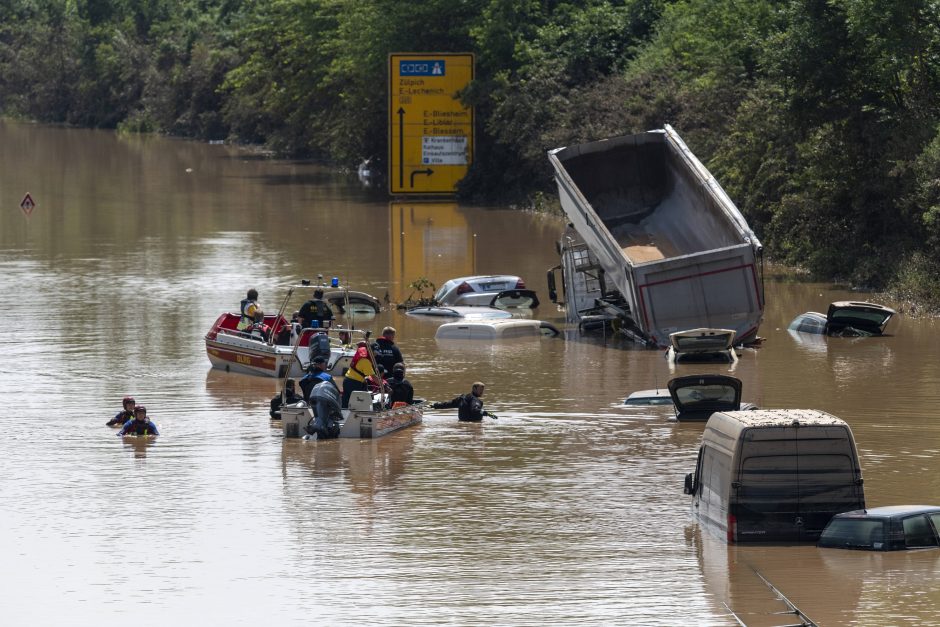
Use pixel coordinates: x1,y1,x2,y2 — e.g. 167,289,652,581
205,314,357,379
205,282,382,378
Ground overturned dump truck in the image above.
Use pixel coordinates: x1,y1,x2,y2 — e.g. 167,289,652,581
546,125,764,347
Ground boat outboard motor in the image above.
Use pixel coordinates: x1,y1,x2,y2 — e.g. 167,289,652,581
310,332,331,362
306,381,342,439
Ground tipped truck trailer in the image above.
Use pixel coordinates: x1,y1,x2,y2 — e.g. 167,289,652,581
546,126,764,346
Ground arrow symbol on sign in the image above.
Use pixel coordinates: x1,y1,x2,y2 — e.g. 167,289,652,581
398,107,405,190
410,168,433,188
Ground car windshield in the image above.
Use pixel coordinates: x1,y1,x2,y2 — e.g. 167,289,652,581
818,518,885,549
625,396,673,406
673,385,736,407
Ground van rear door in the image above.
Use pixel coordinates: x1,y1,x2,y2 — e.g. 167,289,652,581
734,426,863,542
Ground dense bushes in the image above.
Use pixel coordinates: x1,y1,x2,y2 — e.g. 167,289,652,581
2,0,939,298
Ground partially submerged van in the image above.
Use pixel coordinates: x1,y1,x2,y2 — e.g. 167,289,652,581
684,409,865,543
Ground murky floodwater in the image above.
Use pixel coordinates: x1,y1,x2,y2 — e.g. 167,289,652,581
2,120,940,626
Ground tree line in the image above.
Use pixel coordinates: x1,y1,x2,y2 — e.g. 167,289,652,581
2,0,939,302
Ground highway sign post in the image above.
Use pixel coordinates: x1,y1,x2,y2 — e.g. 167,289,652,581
388,53,474,196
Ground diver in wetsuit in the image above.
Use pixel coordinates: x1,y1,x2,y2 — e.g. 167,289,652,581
270,378,303,419
107,396,137,426
388,363,414,406
432,382,497,422
117,406,159,436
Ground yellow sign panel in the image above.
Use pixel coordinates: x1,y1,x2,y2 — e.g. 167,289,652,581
388,53,474,195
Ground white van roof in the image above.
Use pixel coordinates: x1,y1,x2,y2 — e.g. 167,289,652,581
435,319,542,340
706,409,850,438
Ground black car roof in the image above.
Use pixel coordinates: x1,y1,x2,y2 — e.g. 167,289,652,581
834,505,940,519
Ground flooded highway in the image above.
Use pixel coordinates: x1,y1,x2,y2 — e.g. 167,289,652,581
2,121,940,626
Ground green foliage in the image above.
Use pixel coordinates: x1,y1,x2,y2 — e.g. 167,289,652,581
888,252,940,313
400,276,436,307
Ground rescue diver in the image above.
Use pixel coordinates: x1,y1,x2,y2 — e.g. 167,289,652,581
432,382,497,422
388,363,414,406
270,378,303,420
117,406,160,436
107,396,137,426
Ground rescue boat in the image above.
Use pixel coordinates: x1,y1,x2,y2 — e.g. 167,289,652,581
280,393,426,439
204,313,355,378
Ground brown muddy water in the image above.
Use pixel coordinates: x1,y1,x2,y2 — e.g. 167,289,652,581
2,120,939,626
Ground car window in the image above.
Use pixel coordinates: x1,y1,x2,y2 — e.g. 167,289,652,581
673,385,736,407
625,397,673,406
818,519,884,549
674,335,732,352
902,515,939,548
929,514,940,535
433,282,452,301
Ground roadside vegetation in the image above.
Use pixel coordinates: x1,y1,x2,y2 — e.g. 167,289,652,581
2,1,939,304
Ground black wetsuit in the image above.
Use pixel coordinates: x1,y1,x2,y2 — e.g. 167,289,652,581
389,375,414,405
107,410,134,426
269,389,303,419
433,393,485,422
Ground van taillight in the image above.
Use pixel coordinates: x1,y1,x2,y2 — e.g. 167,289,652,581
456,282,473,295
515,279,526,289
727,514,737,543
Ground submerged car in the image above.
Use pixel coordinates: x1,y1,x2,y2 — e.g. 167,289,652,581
818,506,940,551
405,305,512,319
788,301,896,337
666,374,757,421
321,289,382,314
434,275,539,308
624,388,673,406
665,328,737,364
435,319,560,340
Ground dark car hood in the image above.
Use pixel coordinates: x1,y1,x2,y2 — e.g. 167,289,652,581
667,374,743,414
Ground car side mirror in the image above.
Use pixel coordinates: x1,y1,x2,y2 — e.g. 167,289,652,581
684,472,695,495
546,269,558,303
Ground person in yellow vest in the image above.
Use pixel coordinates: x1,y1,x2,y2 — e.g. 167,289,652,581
341,340,375,408
237,288,260,331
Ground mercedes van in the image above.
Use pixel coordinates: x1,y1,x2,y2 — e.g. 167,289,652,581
684,409,865,543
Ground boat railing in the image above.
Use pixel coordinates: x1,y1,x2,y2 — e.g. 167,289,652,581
215,326,263,342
